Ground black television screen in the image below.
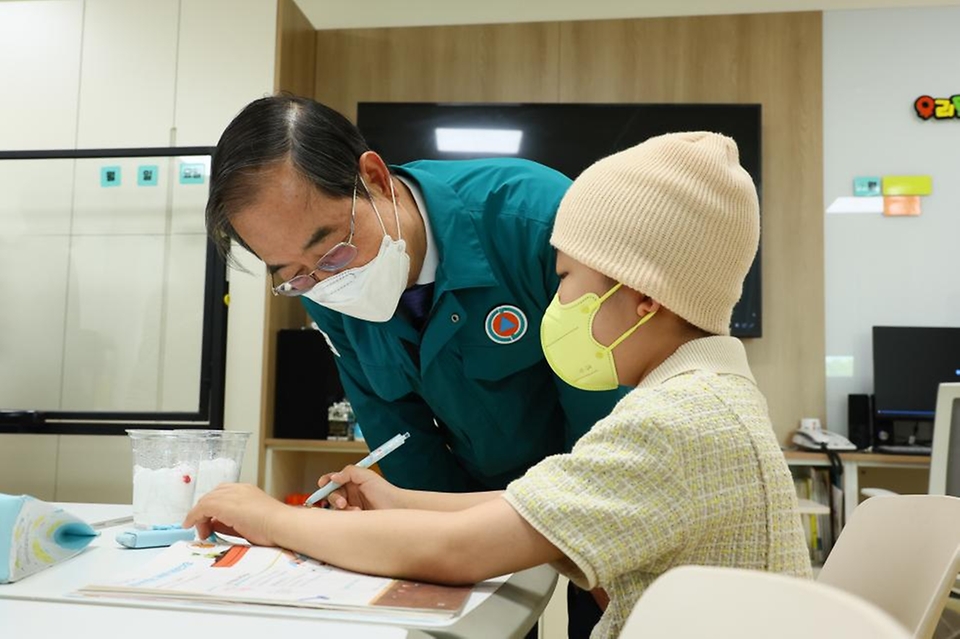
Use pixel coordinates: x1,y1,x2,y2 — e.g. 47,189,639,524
356,102,763,337
873,326,960,419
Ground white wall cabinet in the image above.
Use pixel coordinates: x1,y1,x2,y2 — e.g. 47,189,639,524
174,0,278,146
0,1,82,149
76,0,180,148
0,0,277,502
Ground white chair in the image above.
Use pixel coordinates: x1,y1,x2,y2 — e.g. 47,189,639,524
817,494,960,639
850,384,960,637
928,383,960,497
619,565,910,639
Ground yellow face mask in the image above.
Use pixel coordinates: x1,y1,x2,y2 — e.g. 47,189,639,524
540,282,657,391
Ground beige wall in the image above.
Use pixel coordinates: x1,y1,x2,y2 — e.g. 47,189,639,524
556,14,825,441
314,13,825,442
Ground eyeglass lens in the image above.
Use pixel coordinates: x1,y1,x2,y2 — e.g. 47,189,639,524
273,180,361,296
316,242,358,272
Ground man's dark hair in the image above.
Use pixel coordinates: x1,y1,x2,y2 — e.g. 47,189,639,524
205,94,371,260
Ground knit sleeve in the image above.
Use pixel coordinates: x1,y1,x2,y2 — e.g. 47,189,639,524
503,410,692,590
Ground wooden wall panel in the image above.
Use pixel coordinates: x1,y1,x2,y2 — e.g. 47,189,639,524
311,12,824,442
275,0,317,98
259,0,317,483
558,13,824,440
315,22,562,120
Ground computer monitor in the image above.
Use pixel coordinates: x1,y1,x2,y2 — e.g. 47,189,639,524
872,326,960,421
928,383,960,496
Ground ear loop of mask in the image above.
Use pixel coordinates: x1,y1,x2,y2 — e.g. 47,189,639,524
358,175,401,242
589,282,659,351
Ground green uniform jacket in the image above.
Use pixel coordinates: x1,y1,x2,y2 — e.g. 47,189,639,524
304,158,626,492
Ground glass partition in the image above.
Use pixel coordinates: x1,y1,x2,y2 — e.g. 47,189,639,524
0,147,226,434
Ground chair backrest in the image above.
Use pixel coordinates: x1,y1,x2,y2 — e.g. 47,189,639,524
619,565,910,639
817,494,960,639
929,383,960,496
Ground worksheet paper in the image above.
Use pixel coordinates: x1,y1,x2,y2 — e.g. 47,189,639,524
78,541,471,620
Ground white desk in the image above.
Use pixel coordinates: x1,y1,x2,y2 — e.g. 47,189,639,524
1,503,557,639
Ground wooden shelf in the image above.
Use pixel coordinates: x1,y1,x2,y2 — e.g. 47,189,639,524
262,439,371,498
797,498,831,516
784,448,930,523
264,438,370,453
783,449,930,466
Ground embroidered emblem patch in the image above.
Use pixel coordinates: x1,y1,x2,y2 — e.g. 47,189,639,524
485,305,528,344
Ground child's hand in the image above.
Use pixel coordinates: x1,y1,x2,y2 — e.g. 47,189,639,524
183,483,288,545
317,465,405,511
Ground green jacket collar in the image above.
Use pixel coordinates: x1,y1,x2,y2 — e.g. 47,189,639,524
393,164,498,294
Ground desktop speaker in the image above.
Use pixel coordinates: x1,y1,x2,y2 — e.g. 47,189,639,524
273,329,345,439
848,393,873,450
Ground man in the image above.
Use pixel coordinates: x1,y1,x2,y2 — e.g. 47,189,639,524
205,95,624,637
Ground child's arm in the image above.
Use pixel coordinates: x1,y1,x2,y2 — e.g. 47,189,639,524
319,465,503,512
279,498,561,584
184,483,563,585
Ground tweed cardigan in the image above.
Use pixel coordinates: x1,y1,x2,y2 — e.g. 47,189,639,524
504,336,812,638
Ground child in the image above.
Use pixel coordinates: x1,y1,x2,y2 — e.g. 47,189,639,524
185,132,812,638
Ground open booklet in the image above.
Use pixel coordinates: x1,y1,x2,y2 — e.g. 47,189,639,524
77,540,472,620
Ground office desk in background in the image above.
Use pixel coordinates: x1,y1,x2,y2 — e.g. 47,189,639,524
784,450,931,522
0,503,557,639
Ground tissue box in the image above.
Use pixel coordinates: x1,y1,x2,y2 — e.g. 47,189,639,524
0,494,97,583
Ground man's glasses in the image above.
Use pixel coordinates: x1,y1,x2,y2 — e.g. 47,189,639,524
271,183,360,297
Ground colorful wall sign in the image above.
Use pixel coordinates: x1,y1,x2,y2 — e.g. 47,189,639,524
884,196,922,217
853,176,881,197
915,95,960,120
100,165,121,187
179,163,205,185
137,165,159,186
882,175,932,197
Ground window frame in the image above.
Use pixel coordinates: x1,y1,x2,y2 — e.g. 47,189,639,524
0,146,227,435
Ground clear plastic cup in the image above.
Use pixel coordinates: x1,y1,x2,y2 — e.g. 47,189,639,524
187,430,251,504
127,429,206,529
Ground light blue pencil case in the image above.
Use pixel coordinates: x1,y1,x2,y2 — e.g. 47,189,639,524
0,494,98,583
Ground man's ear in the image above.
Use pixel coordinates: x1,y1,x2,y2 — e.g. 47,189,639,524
357,151,391,197
637,295,662,320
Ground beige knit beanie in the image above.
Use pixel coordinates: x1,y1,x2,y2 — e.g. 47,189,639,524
551,131,760,336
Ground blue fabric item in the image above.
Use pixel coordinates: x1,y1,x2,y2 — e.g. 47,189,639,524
115,527,196,549
0,494,97,583
303,158,628,492
0,494,22,583
54,522,100,550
